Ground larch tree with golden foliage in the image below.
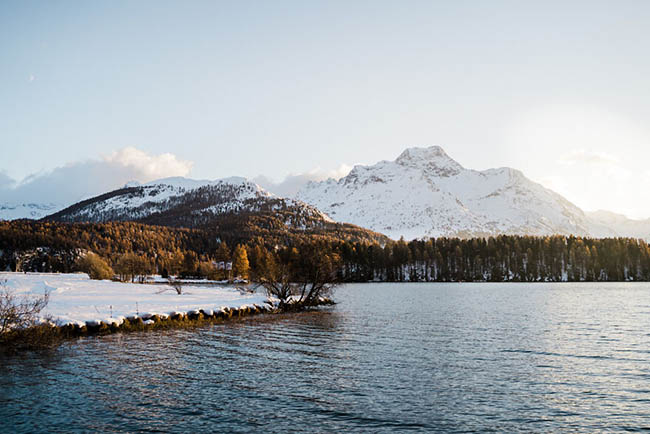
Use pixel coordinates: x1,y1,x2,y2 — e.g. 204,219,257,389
232,244,250,280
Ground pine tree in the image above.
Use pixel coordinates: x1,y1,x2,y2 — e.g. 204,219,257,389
181,251,198,278
216,242,231,261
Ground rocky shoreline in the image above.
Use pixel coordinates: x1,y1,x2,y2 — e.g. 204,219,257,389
61,299,334,337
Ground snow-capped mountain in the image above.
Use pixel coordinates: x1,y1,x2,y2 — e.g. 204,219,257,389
0,202,61,220
13,146,650,242
296,146,650,240
586,210,650,240
47,176,332,228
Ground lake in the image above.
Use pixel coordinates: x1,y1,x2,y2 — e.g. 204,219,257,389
2,282,650,432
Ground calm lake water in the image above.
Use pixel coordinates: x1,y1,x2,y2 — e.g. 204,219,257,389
3,282,650,433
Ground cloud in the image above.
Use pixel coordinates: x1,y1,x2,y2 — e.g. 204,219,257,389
254,164,352,197
104,147,193,180
533,149,650,219
558,149,621,167
0,147,193,207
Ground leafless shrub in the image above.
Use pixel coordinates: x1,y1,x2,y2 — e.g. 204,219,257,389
164,277,183,295
0,279,59,352
0,279,50,334
235,284,257,295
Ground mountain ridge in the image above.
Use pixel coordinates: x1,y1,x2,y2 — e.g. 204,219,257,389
43,176,388,245
297,146,650,240
4,145,650,242
46,176,328,225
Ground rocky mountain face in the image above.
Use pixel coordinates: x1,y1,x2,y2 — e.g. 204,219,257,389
297,146,650,240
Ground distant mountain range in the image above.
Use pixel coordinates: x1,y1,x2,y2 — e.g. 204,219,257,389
584,209,650,240
3,146,650,241
0,202,59,220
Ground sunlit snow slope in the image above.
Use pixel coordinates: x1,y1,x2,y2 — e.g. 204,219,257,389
47,176,331,226
297,146,646,240
0,202,61,220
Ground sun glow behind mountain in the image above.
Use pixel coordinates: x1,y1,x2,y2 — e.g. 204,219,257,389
499,104,650,219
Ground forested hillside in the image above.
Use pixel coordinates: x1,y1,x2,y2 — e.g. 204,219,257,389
1,220,649,282
0,219,384,275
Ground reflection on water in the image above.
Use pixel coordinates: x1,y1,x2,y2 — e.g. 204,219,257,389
2,282,650,432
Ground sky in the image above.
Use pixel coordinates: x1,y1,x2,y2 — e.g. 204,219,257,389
2,0,650,217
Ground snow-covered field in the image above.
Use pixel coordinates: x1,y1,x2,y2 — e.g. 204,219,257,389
0,272,269,327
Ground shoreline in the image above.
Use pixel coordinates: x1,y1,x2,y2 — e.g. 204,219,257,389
1,296,335,352
56,298,335,338
0,272,335,351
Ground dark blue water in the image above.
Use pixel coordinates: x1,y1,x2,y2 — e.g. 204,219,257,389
3,282,650,432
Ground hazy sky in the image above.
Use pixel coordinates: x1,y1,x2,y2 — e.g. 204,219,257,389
2,1,650,217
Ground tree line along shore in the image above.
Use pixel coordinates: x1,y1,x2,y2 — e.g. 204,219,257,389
2,220,650,283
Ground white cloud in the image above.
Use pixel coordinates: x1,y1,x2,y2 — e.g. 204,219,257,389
254,164,353,197
507,104,650,219
103,147,193,181
0,147,193,207
534,152,650,219
558,149,620,167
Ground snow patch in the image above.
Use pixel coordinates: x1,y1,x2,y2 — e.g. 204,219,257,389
0,272,270,325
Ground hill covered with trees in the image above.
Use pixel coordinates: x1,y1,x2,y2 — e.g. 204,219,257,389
2,219,650,282
0,219,383,277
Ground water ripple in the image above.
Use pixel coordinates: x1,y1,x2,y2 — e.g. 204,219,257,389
3,282,650,432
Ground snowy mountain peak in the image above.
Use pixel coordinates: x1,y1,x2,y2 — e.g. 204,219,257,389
296,145,635,240
395,146,464,177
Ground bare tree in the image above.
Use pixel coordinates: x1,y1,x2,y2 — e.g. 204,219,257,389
156,277,184,295
0,279,50,334
254,247,340,310
167,277,183,295
0,279,63,352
